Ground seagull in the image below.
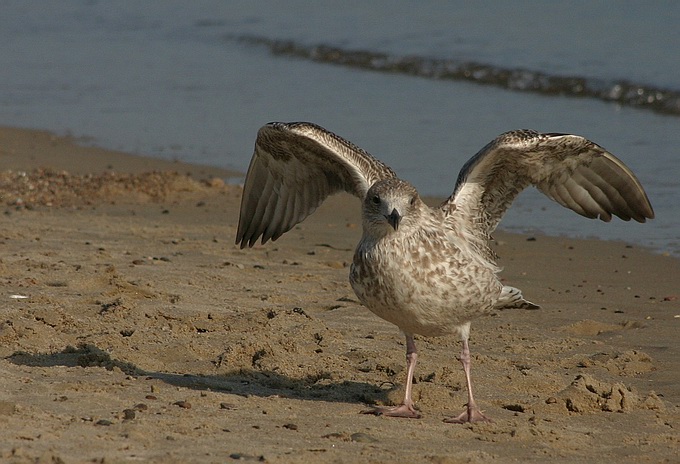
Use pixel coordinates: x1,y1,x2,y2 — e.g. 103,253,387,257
235,122,654,423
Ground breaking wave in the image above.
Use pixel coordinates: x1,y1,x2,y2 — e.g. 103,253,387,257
235,35,680,117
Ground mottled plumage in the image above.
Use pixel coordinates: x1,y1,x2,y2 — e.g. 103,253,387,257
236,122,654,422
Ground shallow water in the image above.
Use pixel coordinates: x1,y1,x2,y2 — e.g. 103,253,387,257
1,1,678,255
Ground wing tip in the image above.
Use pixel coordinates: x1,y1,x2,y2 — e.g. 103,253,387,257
235,234,248,249
234,234,276,249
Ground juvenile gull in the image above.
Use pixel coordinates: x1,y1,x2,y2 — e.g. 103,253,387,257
236,122,654,422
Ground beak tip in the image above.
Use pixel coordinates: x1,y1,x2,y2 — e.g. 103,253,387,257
387,208,401,231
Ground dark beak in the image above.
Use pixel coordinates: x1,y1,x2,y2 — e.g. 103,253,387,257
386,208,401,231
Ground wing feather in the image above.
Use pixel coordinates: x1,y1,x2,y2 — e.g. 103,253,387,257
236,122,397,248
277,184,298,241
551,181,589,217
443,130,654,256
569,168,614,217
244,167,276,247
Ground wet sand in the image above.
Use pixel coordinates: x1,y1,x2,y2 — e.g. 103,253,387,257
0,127,678,463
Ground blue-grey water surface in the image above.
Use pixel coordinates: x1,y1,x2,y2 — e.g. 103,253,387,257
1,1,678,256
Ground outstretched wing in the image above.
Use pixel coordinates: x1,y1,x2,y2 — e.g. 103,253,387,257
442,130,654,246
236,122,397,248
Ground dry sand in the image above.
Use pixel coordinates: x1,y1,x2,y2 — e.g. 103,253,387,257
0,127,678,463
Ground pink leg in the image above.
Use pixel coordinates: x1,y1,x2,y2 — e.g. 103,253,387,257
444,338,491,423
362,334,421,419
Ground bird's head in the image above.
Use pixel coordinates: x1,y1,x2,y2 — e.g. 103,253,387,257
362,178,422,237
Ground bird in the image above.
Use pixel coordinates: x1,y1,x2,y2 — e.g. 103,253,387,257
235,121,654,423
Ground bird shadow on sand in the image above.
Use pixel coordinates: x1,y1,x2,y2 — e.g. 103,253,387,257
6,343,391,406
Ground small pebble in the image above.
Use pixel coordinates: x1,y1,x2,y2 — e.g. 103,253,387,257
322,432,350,441
174,401,191,409
292,307,308,317
145,395,157,400
134,403,148,411
545,397,558,404
229,453,265,461
122,409,136,420
282,423,298,431
220,402,237,410
224,261,245,269
503,404,525,412
95,419,113,426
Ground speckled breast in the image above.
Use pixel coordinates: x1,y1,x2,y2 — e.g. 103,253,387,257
349,234,501,337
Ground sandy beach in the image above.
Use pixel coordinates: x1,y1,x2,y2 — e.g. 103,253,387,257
0,126,678,463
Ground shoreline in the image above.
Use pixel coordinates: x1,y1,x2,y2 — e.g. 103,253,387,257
0,126,678,462
0,126,240,179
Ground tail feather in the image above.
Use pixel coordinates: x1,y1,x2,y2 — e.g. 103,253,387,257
495,286,540,310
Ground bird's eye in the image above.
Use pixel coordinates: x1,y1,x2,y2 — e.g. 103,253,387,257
410,196,416,206
371,195,380,205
